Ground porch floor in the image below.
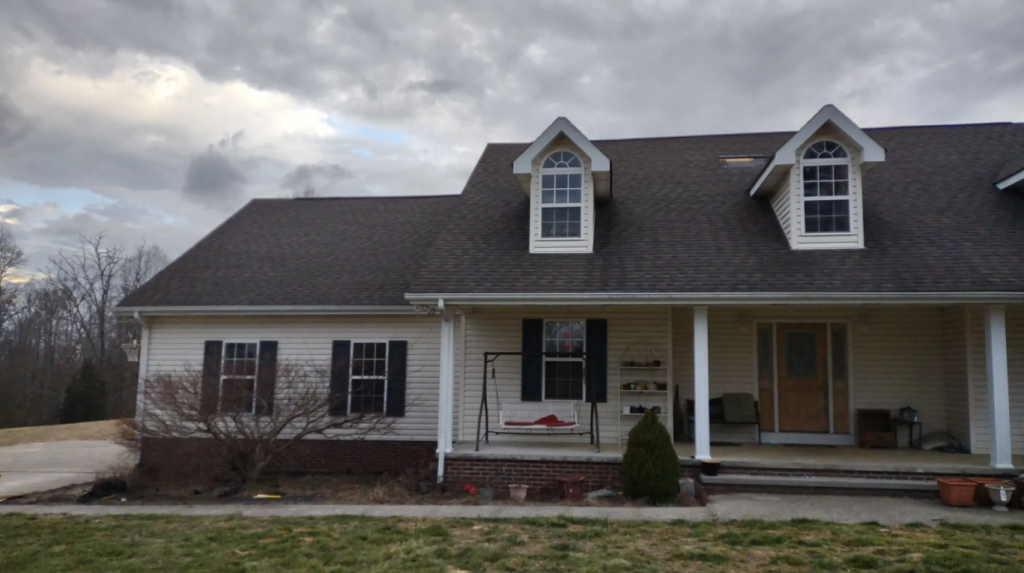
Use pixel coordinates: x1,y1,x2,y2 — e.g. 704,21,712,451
450,440,1023,475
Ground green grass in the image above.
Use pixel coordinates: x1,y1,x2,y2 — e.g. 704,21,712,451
0,514,1022,572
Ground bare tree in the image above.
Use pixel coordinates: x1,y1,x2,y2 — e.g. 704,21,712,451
119,244,169,299
45,234,126,362
134,361,397,484
291,185,319,198
0,224,25,330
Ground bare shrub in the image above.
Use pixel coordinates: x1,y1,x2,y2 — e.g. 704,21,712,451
135,360,397,484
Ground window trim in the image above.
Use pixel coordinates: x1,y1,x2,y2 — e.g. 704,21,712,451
219,341,260,415
349,340,389,415
800,140,853,236
539,151,584,240
541,319,586,401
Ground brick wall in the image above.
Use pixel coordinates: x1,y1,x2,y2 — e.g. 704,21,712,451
444,457,701,494
139,438,436,482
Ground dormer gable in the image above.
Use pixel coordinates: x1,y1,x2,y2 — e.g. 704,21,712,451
995,155,1024,191
750,105,885,251
514,118,610,254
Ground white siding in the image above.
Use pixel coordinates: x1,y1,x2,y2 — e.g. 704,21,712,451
454,307,670,445
943,307,971,446
770,172,793,245
143,315,441,441
967,306,1024,455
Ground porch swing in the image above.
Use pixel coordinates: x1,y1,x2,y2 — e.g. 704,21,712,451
474,351,601,452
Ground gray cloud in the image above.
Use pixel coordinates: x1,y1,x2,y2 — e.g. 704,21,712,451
0,0,1023,269
0,94,33,148
182,147,248,205
280,163,364,197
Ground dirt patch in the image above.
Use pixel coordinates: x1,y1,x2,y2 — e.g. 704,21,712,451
4,472,658,507
0,420,125,448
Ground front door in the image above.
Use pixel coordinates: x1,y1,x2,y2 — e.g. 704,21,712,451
776,323,830,432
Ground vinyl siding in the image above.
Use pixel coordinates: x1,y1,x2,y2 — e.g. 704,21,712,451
142,315,441,441
943,307,971,446
770,173,793,245
454,307,671,445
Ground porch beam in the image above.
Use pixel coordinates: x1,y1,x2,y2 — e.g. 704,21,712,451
693,306,712,461
984,305,1014,469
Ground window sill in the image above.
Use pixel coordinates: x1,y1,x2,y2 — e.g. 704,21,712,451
799,232,856,237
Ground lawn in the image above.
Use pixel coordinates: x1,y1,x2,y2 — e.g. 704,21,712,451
0,515,1022,572
0,420,124,448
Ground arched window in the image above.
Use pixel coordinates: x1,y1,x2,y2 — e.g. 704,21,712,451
801,141,851,233
539,151,583,238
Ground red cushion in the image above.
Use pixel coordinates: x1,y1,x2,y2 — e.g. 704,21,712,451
504,414,575,427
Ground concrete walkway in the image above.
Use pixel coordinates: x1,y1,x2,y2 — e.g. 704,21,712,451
1,494,1022,525
0,440,130,498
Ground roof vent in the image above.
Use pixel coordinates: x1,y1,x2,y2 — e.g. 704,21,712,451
718,155,768,169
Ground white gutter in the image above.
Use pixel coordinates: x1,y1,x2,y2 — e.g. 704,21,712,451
133,316,151,465
114,305,419,317
406,291,1024,306
995,169,1024,191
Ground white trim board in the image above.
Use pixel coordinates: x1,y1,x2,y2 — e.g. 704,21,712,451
995,168,1024,191
750,104,885,197
116,305,421,317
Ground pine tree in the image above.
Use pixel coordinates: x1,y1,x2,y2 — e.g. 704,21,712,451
620,410,680,503
60,360,107,424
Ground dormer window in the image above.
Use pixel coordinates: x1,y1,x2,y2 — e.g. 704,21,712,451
802,141,851,234
541,151,583,238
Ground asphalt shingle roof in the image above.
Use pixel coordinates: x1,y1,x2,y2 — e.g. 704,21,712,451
119,195,458,307
120,121,1024,309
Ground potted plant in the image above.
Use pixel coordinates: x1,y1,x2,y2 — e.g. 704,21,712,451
936,478,977,507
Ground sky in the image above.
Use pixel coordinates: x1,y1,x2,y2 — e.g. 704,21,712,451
1,0,1023,277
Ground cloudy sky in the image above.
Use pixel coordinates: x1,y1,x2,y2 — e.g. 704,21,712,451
1,0,1023,276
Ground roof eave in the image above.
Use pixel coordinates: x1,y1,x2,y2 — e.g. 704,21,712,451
995,168,1024,191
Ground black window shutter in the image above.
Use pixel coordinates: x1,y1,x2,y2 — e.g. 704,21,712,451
386,341,408,417
200,340,223,416
329,341,351,416
585,320,608,403
255,341,278,415
521,319,544,402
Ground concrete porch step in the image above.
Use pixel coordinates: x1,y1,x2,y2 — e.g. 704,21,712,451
699,474,938,491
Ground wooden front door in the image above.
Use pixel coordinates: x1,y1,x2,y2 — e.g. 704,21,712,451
776,323,830,433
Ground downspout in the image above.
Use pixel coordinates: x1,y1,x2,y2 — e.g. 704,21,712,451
436,299,455,484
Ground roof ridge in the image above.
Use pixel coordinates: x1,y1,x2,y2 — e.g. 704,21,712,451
487,121,1021,147
252,194,462,202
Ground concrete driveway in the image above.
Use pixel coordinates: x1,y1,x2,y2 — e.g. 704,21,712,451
0,440,130,498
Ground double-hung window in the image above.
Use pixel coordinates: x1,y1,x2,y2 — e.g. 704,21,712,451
220,342,259,414
540,151,583,238
543,320,585,400
350,342,388,414
802,141,851,234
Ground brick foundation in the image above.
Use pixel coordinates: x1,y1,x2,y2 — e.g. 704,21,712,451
443,457,699,494
139,438,436,482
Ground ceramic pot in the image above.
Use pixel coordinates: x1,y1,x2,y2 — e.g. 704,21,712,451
986,483,1016,512
509,484,529,502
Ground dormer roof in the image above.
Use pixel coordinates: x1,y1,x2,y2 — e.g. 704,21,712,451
749,105,886,197
512,117,612,200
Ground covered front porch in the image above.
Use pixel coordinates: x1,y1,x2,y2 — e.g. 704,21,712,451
434,302,1023,481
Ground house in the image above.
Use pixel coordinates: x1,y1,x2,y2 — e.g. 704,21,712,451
117,105,1024,493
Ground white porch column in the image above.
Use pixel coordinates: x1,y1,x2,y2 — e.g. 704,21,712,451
437,312,456,455
693,306,712,461
985,305,1014,469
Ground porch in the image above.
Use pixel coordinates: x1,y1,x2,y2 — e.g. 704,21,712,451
439,303,1024,480
450,440,1022,475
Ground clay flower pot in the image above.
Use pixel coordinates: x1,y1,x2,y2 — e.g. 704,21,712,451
936,478,976,507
